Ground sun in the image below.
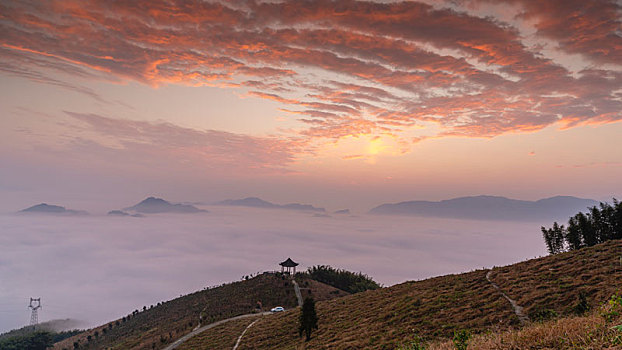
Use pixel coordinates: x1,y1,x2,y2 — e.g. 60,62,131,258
367,137,384,155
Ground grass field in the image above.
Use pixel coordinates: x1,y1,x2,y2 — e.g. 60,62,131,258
235,240,621,349
54,239,621,349
53,272,347,350
176,316,257,350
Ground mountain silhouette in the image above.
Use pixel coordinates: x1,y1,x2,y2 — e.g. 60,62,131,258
369,195,598,221
217,197,325,212
19,203,88,215
124,197,207,214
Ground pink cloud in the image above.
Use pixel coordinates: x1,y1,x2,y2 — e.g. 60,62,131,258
0,0,620,144
60,112,309,174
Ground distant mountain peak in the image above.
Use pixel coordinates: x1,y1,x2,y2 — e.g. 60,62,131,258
19,203,89,215
139,197,169,204
123,197,207,214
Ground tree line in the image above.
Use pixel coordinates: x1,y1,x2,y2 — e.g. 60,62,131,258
542,199,622,254
0,329,81,350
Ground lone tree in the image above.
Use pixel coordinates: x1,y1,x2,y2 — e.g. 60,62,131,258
298,297,318,341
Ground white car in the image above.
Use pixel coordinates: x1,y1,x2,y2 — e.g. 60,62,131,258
270,306,285,312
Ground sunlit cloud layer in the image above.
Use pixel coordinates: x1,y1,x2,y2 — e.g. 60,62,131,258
1,0,620,147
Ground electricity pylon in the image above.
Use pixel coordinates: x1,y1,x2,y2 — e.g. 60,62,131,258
28,298,41,325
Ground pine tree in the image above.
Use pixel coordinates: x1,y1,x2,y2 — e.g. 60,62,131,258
299,297,318,341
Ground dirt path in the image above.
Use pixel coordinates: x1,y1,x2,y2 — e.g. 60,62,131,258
232,318,260,350
163,312,270,350
486,270,530,325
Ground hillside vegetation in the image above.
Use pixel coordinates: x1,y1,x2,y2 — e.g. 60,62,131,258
53,273,347,350
0,320,82,349
228,239,621,349
302,265,381,294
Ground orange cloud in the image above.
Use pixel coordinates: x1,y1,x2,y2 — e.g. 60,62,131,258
0,0,620,146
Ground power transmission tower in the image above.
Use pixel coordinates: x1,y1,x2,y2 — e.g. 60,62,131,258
28,298,41,325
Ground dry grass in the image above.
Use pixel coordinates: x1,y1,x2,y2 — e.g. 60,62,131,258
238,270,516,349
490,239,622,321
234,240,621,350
53,273,346,350
176,316,257,350
429,305,622,349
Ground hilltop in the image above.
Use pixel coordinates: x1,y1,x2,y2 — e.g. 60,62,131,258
53,273,347,350
123,197,206,214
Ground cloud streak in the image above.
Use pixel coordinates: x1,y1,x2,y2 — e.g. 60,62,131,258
64,112,308,174
1,0,620,145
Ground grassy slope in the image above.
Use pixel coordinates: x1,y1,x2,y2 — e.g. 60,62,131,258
231,239,621,350
429,303,622,349
53,273,347,350
177,317,254,350
491,239,622,320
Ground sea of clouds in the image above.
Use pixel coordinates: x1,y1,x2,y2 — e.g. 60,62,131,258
0,206,548,333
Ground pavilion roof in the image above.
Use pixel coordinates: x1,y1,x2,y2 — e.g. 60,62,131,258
279,258,299,267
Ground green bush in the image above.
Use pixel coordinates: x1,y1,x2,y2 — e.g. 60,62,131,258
398,334,426,350
602,292,622,322
573,292,590,315
530,308,558,322
452,329,470,350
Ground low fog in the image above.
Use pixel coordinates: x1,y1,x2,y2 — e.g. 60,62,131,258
0,206,548,333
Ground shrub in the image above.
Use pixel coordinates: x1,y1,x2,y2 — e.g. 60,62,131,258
573,292,590,315
398,334,426,350
530,308,558,322
602,292,622,322
452,329,470,350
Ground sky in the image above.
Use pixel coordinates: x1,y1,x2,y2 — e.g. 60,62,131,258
1,0,622,212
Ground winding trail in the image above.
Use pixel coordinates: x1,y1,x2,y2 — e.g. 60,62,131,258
163,312,270,350
166,276,303,349
486,270,530,325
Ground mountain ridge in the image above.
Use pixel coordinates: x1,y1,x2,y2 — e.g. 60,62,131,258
123,197,207,214
369,195,598,221
19,203,89,216
217,197,326,212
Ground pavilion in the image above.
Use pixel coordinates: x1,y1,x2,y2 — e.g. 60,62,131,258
279,258,299,274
